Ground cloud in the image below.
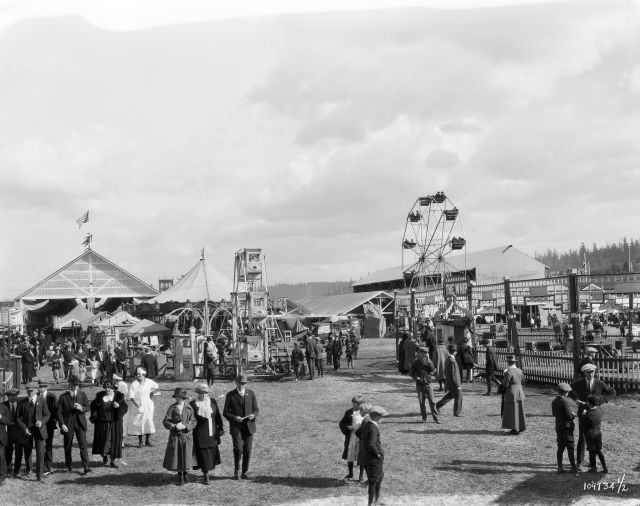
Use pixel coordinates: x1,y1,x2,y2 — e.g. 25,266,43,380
0,1,638,299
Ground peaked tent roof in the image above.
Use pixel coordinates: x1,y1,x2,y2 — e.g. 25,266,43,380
54,304,94,329
17,249,159,301
125,318,171,336
296,291,392,316
151,257,233,303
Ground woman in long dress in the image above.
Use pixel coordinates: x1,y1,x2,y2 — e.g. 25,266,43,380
90,380,128,467
501,355,526,434
190,384,224,484
125,366,159,447
163,387,197,485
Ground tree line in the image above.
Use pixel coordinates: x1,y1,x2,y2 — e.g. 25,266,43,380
535,237,640,275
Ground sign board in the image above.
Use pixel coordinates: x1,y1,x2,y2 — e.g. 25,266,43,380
183,356,192,368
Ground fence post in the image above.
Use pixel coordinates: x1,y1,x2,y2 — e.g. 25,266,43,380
504,278,522,368
628,293,634,347
568,272,582,377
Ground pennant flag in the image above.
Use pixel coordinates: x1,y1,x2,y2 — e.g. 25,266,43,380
82,233,92,248
76,210,89,228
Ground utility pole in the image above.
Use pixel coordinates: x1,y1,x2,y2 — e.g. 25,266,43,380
504,278,522,367
568,271,582,377
410,289,416,333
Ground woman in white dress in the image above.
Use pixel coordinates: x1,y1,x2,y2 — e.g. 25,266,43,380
125,366,159,447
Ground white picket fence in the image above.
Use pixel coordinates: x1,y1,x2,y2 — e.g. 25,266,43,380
476,348,640,390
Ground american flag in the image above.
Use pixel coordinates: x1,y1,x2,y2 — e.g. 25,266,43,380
76,210,89,228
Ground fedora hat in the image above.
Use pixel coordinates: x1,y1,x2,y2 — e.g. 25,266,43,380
194,383,210,394
235,372,249,384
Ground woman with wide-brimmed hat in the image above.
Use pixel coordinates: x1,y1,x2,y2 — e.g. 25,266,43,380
163,387,197,485
90,379,128,468
190,383,224,484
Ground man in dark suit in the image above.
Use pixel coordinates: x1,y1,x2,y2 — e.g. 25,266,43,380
304,335,316,379
38,380,58,475
0,399,9,485
223,372,259,480
484,338,501,396
410,347,439,424
569,363,615,466
16,382,50,481
435,344,463,417
140,348,159,379
114,340,127,380
56,376,92,474
3,389,25,478
103,345,117,380
357,405,388,506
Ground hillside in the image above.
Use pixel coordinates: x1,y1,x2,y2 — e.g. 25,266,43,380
535,237,640,275
269,281,353,299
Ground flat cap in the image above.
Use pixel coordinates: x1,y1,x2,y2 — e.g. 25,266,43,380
581,363,597,372
418,346,429,354
557,382,571,393
369,405,389,417
585,347,597,354
26,382,39,391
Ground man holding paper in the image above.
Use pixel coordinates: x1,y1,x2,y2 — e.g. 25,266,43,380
223,372,259,480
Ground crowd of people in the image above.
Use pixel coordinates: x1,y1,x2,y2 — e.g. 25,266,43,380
397,326,616,479
290,330,360,381
0,322,621,505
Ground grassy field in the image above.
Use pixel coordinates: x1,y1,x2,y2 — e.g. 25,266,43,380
3,338,639,505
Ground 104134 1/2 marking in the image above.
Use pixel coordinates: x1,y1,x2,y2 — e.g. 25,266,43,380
583,474,629,494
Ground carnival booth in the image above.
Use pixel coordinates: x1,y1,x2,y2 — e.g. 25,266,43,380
433,294,473,345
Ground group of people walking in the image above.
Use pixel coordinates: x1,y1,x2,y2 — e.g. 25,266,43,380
290,331,360,381
161,372,259,485
0,365,159,484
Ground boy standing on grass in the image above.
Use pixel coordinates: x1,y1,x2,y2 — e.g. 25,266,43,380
583,394,608,474
357,405,388,506
551,382,578,474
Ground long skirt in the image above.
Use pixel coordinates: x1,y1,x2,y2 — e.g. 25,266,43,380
193,444,221,472
92,420,124,459
502,400,526,432
163,432,193,472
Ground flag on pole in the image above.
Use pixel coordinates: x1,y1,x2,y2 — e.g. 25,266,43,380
76,210,89,228
82,233,92,248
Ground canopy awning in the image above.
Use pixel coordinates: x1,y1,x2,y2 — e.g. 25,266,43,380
124,319,171,336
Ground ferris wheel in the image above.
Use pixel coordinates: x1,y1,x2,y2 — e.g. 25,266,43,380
401,192,466,291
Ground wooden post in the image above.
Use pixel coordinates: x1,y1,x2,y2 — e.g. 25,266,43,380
410,289,415,333
568,272,582,377
394,290,399,362
504,278,522,368
628,293,634,347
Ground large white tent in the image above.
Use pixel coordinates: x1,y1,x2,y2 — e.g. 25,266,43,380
151,255,233,303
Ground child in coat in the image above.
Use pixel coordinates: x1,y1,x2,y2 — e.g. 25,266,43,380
339,395,365,481
357,405,388,506
583,394,608,474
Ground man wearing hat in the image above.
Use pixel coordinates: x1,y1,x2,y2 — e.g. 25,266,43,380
483,338,501,396
223,372,259,480
569,364,615,467
37,380,58,475
410,347,439,424
551,383,578,474
435,344,463,417
577,347,597,378
0,395,10,484
56,376,92,474
357,405,388,506
3,388,25,478
16,382,50,481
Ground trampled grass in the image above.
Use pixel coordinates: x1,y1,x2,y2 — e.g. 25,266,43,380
2,339,639,505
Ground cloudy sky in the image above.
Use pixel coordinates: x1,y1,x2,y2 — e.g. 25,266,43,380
0,0,638,299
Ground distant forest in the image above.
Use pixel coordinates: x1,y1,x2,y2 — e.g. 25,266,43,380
535,238,640,275
269,281,354,299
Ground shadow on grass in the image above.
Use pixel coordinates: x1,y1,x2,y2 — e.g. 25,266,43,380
56,472,177,487
449,459,555,469
251,475,345,489
492,471,639,504
398,428,506,436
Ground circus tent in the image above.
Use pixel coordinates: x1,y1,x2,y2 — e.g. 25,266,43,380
150,255,233,303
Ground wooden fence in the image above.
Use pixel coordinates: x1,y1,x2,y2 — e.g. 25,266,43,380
475,348,640,391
